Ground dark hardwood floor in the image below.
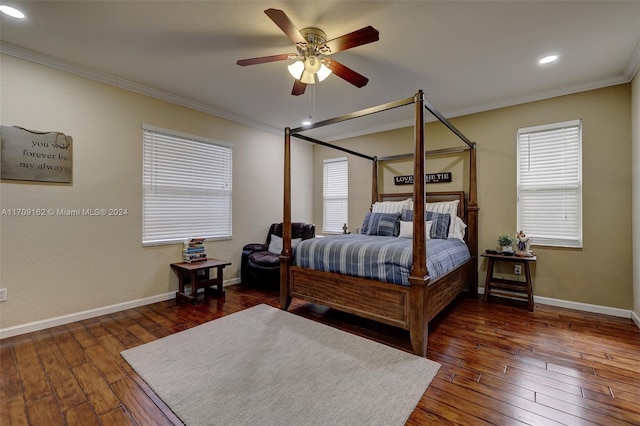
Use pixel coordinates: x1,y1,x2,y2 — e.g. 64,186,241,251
2,284,639,425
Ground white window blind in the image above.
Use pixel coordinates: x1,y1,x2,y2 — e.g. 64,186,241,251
517,119,582,248
142,125,232,246
323,157,348,233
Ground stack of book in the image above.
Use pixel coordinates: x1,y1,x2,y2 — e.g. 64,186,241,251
182,237,207,263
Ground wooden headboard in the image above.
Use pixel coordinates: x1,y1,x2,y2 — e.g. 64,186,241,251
378,191,466,218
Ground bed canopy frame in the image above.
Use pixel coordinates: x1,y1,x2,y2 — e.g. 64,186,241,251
279,90,478,356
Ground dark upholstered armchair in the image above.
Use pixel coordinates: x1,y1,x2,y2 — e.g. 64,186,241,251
241,222,315,289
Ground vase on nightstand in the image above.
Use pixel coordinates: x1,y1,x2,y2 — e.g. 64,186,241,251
501,245,514,254
497,234,515,254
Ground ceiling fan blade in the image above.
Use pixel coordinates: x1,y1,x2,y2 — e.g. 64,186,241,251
264,8,306,46
292,80,307,96
325,59,369,88
323,26,379,54
237,53,297,66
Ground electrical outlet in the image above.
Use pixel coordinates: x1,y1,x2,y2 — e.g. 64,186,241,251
0,288,7,302
514,265,522,275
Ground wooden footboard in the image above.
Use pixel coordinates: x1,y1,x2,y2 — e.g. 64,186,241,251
288,266,412,329
282,259,473,356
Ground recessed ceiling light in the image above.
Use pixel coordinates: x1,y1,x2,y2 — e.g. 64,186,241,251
539,55,558,64
0,5,25,18
301,120,312,126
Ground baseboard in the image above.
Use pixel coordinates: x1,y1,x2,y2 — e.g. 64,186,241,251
477,287,633,319
533,296,632,318
632,310,640,329
2,280,632,339
0,278,242,340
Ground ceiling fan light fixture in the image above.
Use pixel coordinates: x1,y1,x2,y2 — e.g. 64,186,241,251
300,70,316,84
288,58,331,84
287,60,305,79
304,55,322,73
317,63,332,82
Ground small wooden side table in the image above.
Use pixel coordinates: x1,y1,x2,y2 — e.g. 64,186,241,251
170,258,231,304
481,252,537,311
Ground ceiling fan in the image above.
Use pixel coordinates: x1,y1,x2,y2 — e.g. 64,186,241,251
236,8,379,96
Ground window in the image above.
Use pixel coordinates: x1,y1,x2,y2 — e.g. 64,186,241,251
517,119,582,248
323,157,348,233
142,125,232,246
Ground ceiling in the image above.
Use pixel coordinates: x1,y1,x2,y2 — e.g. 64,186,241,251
1,1,639,139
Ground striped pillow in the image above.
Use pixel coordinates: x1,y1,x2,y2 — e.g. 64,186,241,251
365,212,401,237
425,200,459,218
400,209,451,239
401,208,414,221
359,212,372,234
408,200,460,217
406,200,461,238
426,212,451,239
371,199,412,214
426,201,459,238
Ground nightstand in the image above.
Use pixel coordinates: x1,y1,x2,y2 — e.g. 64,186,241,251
481,252,537,311
170,258,231,304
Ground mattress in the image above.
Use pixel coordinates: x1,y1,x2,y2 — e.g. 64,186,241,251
294,234,471,286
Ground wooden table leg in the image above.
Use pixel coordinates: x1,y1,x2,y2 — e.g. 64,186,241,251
525,262,534,311
202,266,226,298
189,271,198,304
483,258,494,302
216,266,225,297
177,272,185,299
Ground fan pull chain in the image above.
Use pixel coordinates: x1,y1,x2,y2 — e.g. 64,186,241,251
307,84,316,123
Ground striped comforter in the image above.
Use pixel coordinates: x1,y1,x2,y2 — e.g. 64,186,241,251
294,234,471,286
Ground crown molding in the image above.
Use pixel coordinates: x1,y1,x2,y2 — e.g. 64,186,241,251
0,42,282,136
2,40,636,143
444,74,632,119
624,38,640,81
324,74,631,142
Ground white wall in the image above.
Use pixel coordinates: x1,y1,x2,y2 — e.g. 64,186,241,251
0,55,313,331
632,72,640,327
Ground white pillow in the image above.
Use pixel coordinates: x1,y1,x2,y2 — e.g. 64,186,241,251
267,234,302,254
398,220,432,239
451,217,467,241
371,198,412,214
398,220,413,239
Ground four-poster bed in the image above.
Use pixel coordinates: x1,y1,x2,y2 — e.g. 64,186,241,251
279,90,479,357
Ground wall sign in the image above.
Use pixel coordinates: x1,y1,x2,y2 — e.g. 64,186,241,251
1,126,72,183
394,172,452,185
426,172,452,183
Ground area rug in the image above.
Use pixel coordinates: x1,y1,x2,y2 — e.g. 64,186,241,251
121,304,440,426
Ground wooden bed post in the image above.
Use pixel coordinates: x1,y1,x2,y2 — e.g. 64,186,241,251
280,127,293,310
467,143,479,296
371,157,379,205
408,90,429,357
